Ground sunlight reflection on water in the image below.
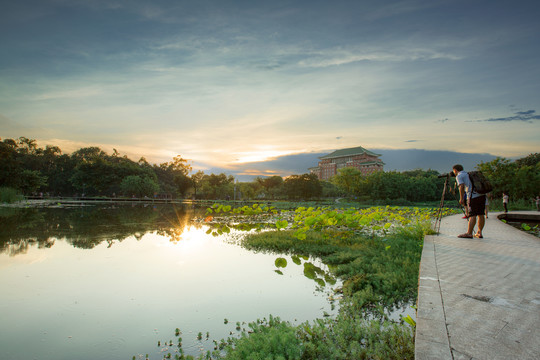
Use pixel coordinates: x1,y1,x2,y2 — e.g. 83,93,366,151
0,207,340,360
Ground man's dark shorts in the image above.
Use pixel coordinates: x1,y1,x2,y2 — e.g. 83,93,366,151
469,195,486,217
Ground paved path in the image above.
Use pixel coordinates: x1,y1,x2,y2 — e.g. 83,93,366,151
415,211,540,360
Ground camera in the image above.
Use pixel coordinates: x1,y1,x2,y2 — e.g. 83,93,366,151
438,171,456,178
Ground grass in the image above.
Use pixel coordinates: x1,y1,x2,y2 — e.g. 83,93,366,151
488,198,538,212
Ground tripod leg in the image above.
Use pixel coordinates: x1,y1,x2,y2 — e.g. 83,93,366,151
434,177,448,234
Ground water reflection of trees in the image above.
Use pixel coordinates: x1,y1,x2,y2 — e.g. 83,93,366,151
0,205,205,256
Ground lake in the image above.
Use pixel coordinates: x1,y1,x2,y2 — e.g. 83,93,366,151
0,204,339,360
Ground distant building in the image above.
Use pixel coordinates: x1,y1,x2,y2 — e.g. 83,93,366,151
309,146,384,180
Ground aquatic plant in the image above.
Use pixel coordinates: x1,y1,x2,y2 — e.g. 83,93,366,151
141,204,459,359
521,223,531,231
199,204,458,240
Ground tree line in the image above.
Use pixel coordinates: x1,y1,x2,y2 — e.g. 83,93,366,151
331,153,539,203
476,153,540,201
0,137,324,200
1,137,538,202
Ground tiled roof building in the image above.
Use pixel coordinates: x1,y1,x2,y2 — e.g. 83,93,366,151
309,146,384,180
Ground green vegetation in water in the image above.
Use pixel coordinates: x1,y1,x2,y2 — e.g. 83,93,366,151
202,203,456,239
511,222,540,238
242,224,429,312
133,204,460,360
148,312,414,360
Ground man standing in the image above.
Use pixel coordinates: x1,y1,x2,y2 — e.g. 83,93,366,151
503,192,509,213
453,164,486,238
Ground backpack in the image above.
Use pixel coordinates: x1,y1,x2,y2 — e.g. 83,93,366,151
468,171,493,194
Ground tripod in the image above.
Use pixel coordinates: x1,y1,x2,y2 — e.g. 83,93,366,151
434,175,467,234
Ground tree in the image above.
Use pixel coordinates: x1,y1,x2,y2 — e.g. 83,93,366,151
283,173,322,200
191,171,205,198
476,158,515,197
199,173,235,199
47,154,77,196
174,174,192,197
71,147,107,163
363,171,407,201
0,139,20,188
513,164,540,200
153,163,176,195
321,181,342,198
169,155,192,176
410,176,438,202
120,175,159,198
514,153,540,168
17,137,37,154
70,149,157,196
476,155,539,200
402,169,439,202
332,168,440,202
331,167,364,196
153,155,193,197
239,181,263,200
19,169,47,195
255,176,284,199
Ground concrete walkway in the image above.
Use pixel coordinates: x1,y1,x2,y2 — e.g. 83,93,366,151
415,211,540,360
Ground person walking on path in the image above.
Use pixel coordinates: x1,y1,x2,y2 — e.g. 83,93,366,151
535,195,540,211
503,192,509,213
453,164,486,238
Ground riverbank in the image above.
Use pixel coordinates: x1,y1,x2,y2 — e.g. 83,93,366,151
0,199,63,208
0,197,184,208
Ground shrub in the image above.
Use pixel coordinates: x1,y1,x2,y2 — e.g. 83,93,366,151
0,187,23,203
223,316,303,360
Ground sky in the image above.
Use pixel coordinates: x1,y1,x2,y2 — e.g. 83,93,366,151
1,0,539,179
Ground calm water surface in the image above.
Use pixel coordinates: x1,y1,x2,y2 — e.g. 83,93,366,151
0,205,339,360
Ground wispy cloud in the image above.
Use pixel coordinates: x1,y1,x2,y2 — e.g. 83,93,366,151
2,0,539,172
32,86,105,101
298,47,463,68
470,110,540,123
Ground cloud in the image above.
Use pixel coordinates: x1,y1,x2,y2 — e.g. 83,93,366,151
371,149,498,174
472,110,540,123
205,148,500,181
404,140,420,143
297,47,463,68
32,86,104,101
516,110,535,115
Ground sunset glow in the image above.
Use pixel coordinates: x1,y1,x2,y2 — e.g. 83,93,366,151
1,1,539,177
